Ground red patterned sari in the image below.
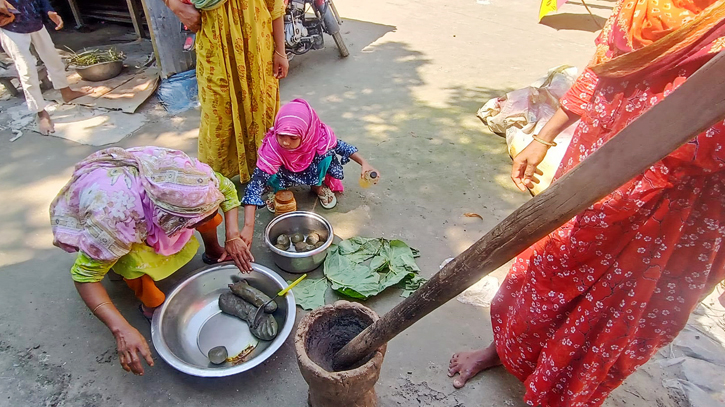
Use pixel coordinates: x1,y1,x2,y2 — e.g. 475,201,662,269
491,1,725,406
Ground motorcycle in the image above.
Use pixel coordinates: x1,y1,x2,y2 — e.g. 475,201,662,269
180,0,349,59
284,0,349,59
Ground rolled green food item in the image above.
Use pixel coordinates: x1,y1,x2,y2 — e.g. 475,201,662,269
228,280,278,313
218,292,278,341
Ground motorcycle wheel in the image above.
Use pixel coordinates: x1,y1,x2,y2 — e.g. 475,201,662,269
332,32,349,58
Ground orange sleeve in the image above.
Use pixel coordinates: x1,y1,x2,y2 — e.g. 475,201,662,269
560,68,599,117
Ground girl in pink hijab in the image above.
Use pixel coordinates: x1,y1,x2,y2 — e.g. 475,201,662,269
241,99,379,242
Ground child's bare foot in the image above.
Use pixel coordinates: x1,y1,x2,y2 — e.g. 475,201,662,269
448,342,502,389
37,110,55,135
60,86,86,102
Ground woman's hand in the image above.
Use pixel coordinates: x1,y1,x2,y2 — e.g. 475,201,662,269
273,52,289,79
220,236,255,273
240,224,254,246
511,141,548,192
114,325,154,375
168,0,201,32
48,11,63,30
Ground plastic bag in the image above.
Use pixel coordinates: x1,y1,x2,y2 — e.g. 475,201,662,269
478,65,579,195
156,69,199,115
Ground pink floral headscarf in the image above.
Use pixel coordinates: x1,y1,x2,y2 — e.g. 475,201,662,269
50,147,224,261
257,99,343,191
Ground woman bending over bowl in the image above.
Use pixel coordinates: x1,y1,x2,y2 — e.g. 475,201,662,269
50,146,253,375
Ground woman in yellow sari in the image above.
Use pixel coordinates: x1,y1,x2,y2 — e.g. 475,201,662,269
164,0,289,181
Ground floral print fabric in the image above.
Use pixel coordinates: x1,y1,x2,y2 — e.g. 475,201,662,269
196,0,285,181
491,10,725,407
50,147,226,262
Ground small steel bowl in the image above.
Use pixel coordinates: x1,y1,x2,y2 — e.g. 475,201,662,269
150,263,295,377
264,211,333,274
73,60,123,82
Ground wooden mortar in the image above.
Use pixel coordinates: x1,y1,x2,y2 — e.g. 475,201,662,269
295,301,386,407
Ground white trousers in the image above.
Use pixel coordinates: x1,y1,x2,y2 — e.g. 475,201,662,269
0,27,68,113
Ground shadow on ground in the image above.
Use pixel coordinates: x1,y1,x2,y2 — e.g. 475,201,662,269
0,15,529,407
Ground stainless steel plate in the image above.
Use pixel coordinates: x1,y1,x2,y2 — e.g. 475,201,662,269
151,263,295,377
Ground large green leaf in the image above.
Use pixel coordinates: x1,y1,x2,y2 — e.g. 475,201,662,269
322,237,425,300
324,248,381,299
337,237,383,263
289,278,329,310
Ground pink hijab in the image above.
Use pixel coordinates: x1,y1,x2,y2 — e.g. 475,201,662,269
50,147,224,261
257,99,344,191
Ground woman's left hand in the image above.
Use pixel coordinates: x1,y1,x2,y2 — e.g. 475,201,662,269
273,52,289,79
220,236,255,273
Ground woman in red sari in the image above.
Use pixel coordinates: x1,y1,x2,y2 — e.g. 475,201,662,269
448,1,725,406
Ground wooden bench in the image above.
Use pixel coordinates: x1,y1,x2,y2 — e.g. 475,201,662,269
0,64,51,97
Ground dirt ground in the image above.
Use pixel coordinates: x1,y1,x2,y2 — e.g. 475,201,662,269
0,0,688,406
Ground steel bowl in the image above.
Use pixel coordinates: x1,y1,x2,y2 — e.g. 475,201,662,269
73,60,123,82
150,263,296,377
264,211,333,274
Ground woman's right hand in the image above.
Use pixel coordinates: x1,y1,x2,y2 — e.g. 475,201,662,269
114,324,154,375
168,0,201,32
511,141,549,192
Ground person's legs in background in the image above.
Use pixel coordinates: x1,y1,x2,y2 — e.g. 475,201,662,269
0,28,54,134
0,27,85,135
30,27,84,102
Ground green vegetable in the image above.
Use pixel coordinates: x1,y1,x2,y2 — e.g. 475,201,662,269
67,48,125,67
323,237,425,300
289,278,329,310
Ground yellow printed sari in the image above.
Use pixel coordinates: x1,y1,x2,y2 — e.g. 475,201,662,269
196,0,285,182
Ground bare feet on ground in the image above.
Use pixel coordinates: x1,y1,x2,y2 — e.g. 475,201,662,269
60,86,87,102
448,342,502,389
37,110,55,135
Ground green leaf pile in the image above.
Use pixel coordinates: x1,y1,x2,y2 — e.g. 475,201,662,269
288,237,426,310
323,237,425,299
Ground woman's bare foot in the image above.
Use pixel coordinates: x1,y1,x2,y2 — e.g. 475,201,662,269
140,304,155,320
60,86,86,102
448,342,502,389
37,110,55,135
204,243,225,260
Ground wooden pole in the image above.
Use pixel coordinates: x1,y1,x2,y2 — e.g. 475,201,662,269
333,51,725,370
126,0,146,39
66,0,84,29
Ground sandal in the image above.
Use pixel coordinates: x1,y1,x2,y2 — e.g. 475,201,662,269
317,186,337,209
202,252,221,265
265,192,276,213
